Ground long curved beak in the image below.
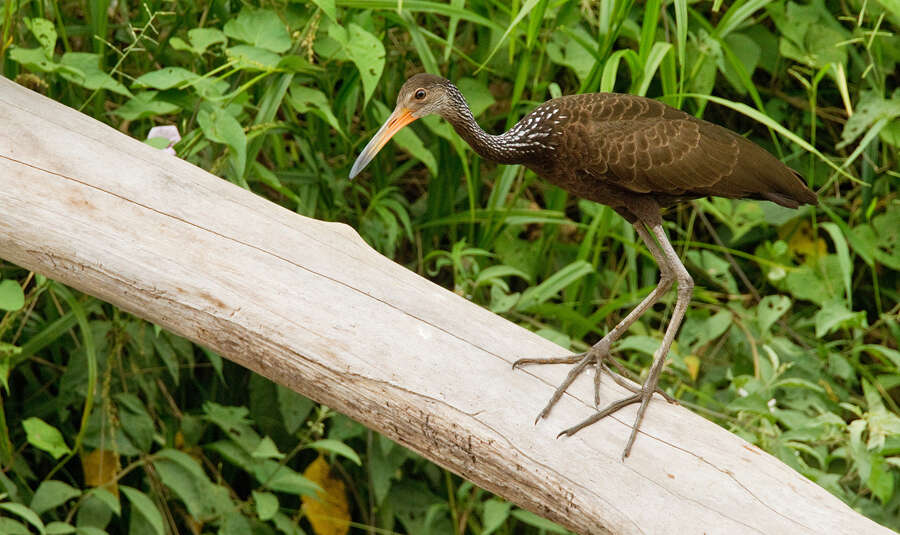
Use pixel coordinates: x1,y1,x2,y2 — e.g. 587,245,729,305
349,107,417,179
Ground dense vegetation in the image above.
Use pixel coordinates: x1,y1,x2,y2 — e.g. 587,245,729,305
1,0,898,533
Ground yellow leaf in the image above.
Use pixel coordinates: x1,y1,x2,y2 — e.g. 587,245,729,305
684,355,701,382
82,449,120,497
784,221,826,260
302,454,350,535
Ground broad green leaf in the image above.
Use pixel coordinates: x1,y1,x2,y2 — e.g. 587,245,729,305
252,491,278,521
311,0,338,21
254,460,320,496
153,449,233,518
120,487,163,535
686,249,737,293
45,522,75,534
618,335,680,358
857,207,900,270
837,91,900,148
23,417,71,459
0,503,46,534
75,494,114,530
170,28,226,55
685,32,718,96
203,403,260,452
252,437,284,460
814,299,866,337
226,45,281,70
756,295,790,333
720,33,760,94
288,84,346,137
133,67,199,90
862,380,900,451
115,393,154,452
197,105,248,179
686,309,733,350
306,439,361,465
114,91,180,121
8,46,61,73
0,280,25,311
25,18,57,56
271,512,306,535
328,23,385,105
215,512,251,535
785,255,842,305
151,334,179,385
770,0,848,70
509,509,568,533
868,456,894,504
277,385,314,435
369,436,407,506
545,26,596,82
59,53,131,97
74,527,107,535
482,499,511,535
86,488,120,517
223,8,291,53
31,480,81,514
0,518,29,535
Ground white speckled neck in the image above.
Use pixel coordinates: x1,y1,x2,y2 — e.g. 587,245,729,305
440,85,556,165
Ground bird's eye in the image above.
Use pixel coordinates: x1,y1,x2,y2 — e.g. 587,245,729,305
414,89,426,100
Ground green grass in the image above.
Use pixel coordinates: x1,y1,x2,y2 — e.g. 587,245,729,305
1,0,898,533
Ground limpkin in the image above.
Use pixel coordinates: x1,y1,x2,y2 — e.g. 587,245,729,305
350,73,817,458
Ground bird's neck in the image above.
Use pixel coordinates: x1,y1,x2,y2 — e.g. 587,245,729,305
441,93,539,165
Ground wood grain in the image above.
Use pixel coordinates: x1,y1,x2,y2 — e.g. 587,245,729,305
0,76,888,535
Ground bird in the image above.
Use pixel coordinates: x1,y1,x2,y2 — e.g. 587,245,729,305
349,73,817,459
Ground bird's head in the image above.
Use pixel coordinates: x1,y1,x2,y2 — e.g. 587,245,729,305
349,73,457,179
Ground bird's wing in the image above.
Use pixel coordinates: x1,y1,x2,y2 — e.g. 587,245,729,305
555,93,800,201
583,115,744,196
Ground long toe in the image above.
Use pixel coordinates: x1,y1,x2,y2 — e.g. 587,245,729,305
512,353,586,369
557,393,643,438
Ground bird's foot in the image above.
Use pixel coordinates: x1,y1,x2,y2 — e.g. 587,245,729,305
513,339,677,456
514,340,622,417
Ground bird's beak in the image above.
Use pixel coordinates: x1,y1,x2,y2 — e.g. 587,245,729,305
349,107,417,179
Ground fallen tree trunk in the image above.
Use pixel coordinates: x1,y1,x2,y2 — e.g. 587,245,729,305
0,75,889,535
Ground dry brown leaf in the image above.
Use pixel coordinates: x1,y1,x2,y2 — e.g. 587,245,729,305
82,449,120,497
301,454,350,535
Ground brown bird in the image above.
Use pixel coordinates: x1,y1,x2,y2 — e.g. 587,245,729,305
350,73,817,459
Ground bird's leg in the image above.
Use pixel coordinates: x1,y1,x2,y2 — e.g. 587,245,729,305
559,222,693,459
513,223,675,421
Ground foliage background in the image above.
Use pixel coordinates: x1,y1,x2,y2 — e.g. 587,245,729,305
0,0,898,533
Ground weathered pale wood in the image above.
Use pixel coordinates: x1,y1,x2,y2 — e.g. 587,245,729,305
0,75,889,535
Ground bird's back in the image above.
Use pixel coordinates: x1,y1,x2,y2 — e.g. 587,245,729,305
517,93,817,212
